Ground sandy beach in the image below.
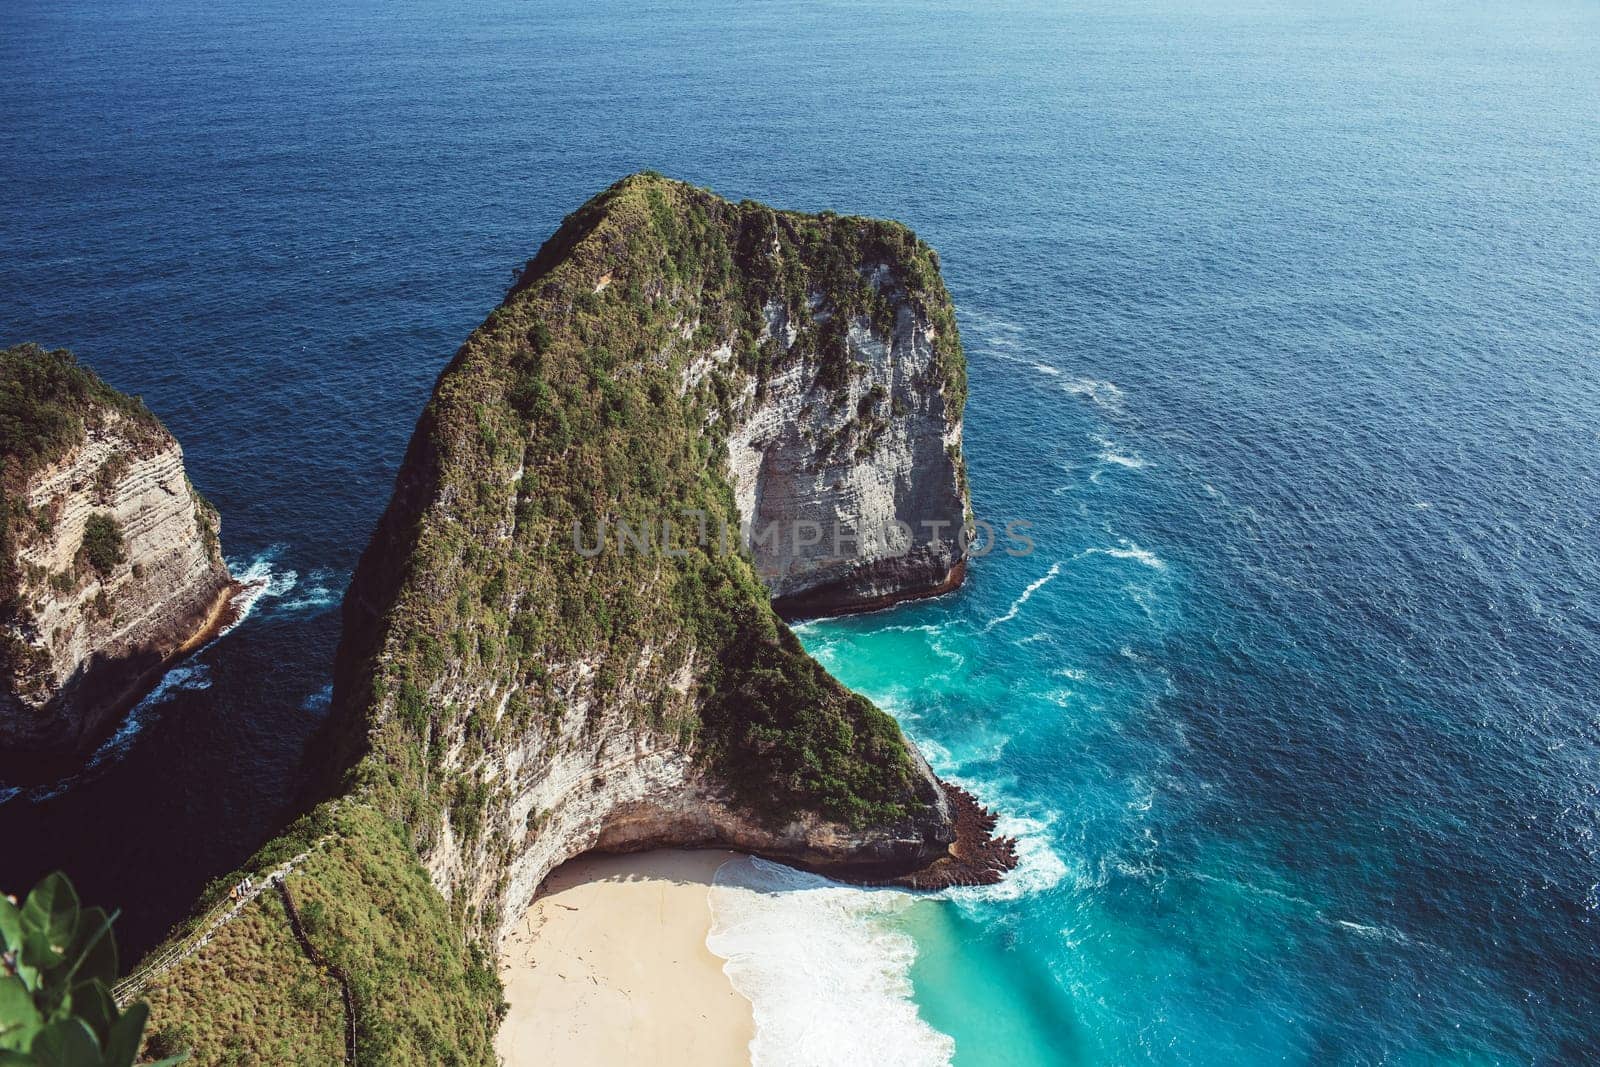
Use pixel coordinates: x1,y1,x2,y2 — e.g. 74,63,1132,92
496,849,754,1067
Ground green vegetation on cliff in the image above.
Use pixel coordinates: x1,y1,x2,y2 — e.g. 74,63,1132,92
131,175,967,1064
0,345,161,481
137,805,501,1066
0,344,167,690
79,514,125,576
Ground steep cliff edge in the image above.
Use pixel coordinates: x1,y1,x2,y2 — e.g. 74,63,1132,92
132,176,1011,1064
723,250,968,617
325,173,998,928
0,344,235,757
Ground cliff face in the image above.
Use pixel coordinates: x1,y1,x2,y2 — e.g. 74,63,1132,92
323,174,992,946
132,176,1009,1065
722,270,968,616
0,344,234,755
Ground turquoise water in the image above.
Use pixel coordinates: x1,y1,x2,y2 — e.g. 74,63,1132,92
5,0,1600,1061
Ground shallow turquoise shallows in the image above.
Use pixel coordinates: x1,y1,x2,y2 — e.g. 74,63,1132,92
4,0,1600,1062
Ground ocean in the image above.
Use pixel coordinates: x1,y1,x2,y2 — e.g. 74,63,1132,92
4,0,1600,1062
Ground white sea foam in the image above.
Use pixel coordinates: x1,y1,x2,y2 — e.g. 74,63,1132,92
144,663,213,700
707,857,955,1067
1033,363,1061,376
1332,918,1413,945
301,683,334,714
1063,378,1125,411
224,548,300,628
81,664,213,771
926,635,965,670
276,567,346,614
983,562,1063,632
1083,540,1167,571
1091,435,1148,471
961,309,1024,342
1126,585,1159,616
912,735,954,767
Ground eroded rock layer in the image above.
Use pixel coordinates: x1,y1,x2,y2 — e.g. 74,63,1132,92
0,344,234,756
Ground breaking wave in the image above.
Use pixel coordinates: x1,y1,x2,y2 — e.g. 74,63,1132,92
708,856,956,1067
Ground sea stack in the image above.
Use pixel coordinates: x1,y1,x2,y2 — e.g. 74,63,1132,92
0,344,234,755
130,176,1010,1064
325,172,1002,942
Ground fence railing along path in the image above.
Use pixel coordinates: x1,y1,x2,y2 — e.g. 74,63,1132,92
112,831,335,1007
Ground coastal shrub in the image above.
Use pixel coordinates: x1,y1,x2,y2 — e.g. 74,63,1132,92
0,345,160,478
94,452,130,503
80,513,125,575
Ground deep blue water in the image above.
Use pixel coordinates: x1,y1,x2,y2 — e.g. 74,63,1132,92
4,0,1600,1062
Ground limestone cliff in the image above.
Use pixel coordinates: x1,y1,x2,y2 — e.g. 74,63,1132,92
0,344,234,756
721,263,968,616
321,173,1002,943
132,176,1010,1065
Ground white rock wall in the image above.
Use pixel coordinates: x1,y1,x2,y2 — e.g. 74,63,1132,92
1,410,233,750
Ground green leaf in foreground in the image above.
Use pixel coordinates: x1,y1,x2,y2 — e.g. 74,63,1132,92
0,872,187,1066
19,875,77,971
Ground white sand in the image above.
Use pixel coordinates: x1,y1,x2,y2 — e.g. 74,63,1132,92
495,849,754,1066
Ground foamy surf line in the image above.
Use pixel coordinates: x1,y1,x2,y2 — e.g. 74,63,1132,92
707,856,955,1067
0,550,300,805
1063,378,1125,410
1,662,217,805
1083,540,1168,571
983,561,1063,632
1092,434,1148,471
940,805,1067,905
222,548,302,628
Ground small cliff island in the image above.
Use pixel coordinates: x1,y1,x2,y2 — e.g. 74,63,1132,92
122,175,1013,1063
0,344,234,759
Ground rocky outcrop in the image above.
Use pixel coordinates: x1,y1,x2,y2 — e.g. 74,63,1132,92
318,175,1003,947
446,646,958,934
0,344,234,757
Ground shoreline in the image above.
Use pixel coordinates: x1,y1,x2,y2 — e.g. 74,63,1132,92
496,849,754,1067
